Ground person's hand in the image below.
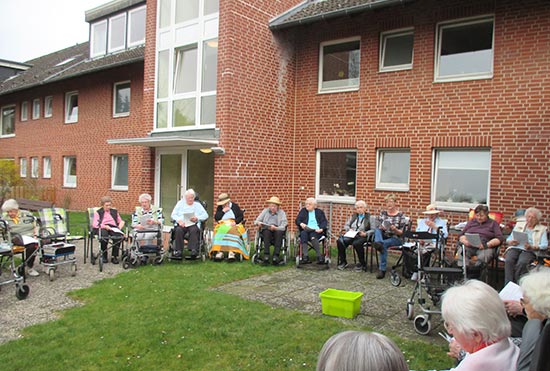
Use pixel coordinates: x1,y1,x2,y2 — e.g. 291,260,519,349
390,224,397,232
269,225,276,231
524,242,533,250
315,229,323,233
503,300,523,317
178,220,185,227
459,236,470,247
300,223,306,229
190,216,198,222
508,239,519,246
136,224,144,230
223,205,230,213
359,231,366,238
104,225,112,231
447,339,462,359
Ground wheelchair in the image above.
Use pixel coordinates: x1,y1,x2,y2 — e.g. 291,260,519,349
251,227,290,265
167,220,210,262
122,227,165,268
294,228,331,269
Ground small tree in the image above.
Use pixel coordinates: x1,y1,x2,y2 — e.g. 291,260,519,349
0,160,23,205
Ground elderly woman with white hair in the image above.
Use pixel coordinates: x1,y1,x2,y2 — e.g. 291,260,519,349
1,198,40,276
295,197,328,264
516,268,550,371
336,200,371,271
442,279,519,370
504,207,548,284
131,193,164,246
171,189,208,259
316,330,408,371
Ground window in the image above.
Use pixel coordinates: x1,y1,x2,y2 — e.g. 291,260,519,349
63,156,77,188
43,157,51,178
108,13,127,53
316,150,357,202
174,45,197,94
1,105,15,136
44,96,53,118
113,81,131,117
376,150,410,191
435,16,494,81
433,149,491,210
91,20,107,58
31,157,38,178
204,0,219,15
380,29,414,72
201,39,217,125
20,158,27,177
112,155,129,190
128,5,146,47
176,0,199,24
32,98,40,120
319,38,360,93
21,101,28,121
65,91,78,123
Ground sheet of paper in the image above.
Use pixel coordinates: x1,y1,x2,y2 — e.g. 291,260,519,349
21,235,39,245
183,212,196,227
382,219,392,230
344,230,358,238
512,230,529,245
110,227,124,235
465,233,482,247
499,281,523,301
140,214,152,227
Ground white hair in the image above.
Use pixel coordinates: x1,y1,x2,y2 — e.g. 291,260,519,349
184,189,196,198
355,200,367,209
138,193,152,203
520,268,550,318
442,280,510,343
525,207,542,222
317,331,408,371
1,199,19,212
306,197,317,207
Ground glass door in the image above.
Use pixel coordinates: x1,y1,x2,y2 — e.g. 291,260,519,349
159,154,182,219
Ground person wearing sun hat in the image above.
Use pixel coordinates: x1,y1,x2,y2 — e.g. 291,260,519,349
211,193,247,261
417,204,448,239
254,196,288,265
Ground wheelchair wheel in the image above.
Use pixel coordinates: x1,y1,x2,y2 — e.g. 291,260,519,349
406,299,414,320
390,271,402,287
70,263,77,276
98,255,104,272
251,253,260,265
48,268,56,282
154,256,163,265
16,284,30,300
122,256,131,269
90,254,96,265
414,315,432,335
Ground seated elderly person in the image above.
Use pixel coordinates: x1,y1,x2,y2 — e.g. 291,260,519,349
171,189,208,259
516,268,550,371
131,193,164,246
254,196,287,265
92,196,125,264
372,194,408,279
295,197,328,265
212,193,248,262
1,199,40,277
336,200,370,272
316,330,408,371
504,207,548,284
457,204,504,270
442,279,519,370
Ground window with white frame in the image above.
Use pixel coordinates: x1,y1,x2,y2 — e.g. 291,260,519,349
32,98,40,120
30,157,38,178
63,156,77,188
128,5,146,47
43,156,51,178
316,150,357,202
201,38,217,125
376,149,410,191
380,29,414,72
176,0,199,24
65,91,78,123
91,20,108,58
435,16,494,82
113,81,131,117
44,96,53,118
20,158,27,177
1,106,15,136
204,0,219,15
112,155,128,190
108,13,127,53
319,38,360,93
21,101,28,121
433,149,491,210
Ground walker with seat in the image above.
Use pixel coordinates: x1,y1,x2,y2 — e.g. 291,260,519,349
0,219,30,299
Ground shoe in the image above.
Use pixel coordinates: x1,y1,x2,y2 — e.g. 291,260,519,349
373,242,383,252
27,268,39,277
354,264,365,272
215,251,224,261
410,272,418,281
190,250,198,259
263,255,270,263
301,257,311,264
317,257,325,265
376,270,386,279
272,256,280,266
111,257,119,264
173,250,182,258
228,251,236,262
337,262,348,270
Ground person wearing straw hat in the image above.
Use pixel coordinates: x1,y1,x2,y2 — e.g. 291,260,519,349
417,204,448,239
254,196,288,265
212,193,247,261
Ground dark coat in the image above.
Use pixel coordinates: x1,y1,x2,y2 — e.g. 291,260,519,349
214,202,244,224
295,208,328,231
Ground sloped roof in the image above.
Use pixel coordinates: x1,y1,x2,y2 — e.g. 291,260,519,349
0,43,144,96
270,0,416,30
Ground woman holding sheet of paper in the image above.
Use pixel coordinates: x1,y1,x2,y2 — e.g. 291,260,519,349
171,189,208,259
336,200,371,272
93,196,125,264
504,207,548,284
131,193,164,246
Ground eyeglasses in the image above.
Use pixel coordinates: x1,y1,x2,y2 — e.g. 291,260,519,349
444,321,453,332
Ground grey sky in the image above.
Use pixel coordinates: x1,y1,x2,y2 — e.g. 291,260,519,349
0,0,109,62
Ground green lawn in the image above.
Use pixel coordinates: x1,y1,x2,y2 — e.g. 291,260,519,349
0,212,454,370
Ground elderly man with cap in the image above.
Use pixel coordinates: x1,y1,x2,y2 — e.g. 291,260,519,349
254,196,288,265
212,192,246,261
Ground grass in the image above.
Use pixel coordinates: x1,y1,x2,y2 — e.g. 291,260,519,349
0,212,455,370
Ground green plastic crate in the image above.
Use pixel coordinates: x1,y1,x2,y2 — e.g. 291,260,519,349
319,288,363,319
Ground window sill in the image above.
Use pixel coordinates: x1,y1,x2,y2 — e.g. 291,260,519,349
433,73,493,83
318,86,359,95
379,65,413,73
110,187,128,192
113,113,130,118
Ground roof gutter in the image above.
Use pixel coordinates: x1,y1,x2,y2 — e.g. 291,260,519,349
269,0,416,31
